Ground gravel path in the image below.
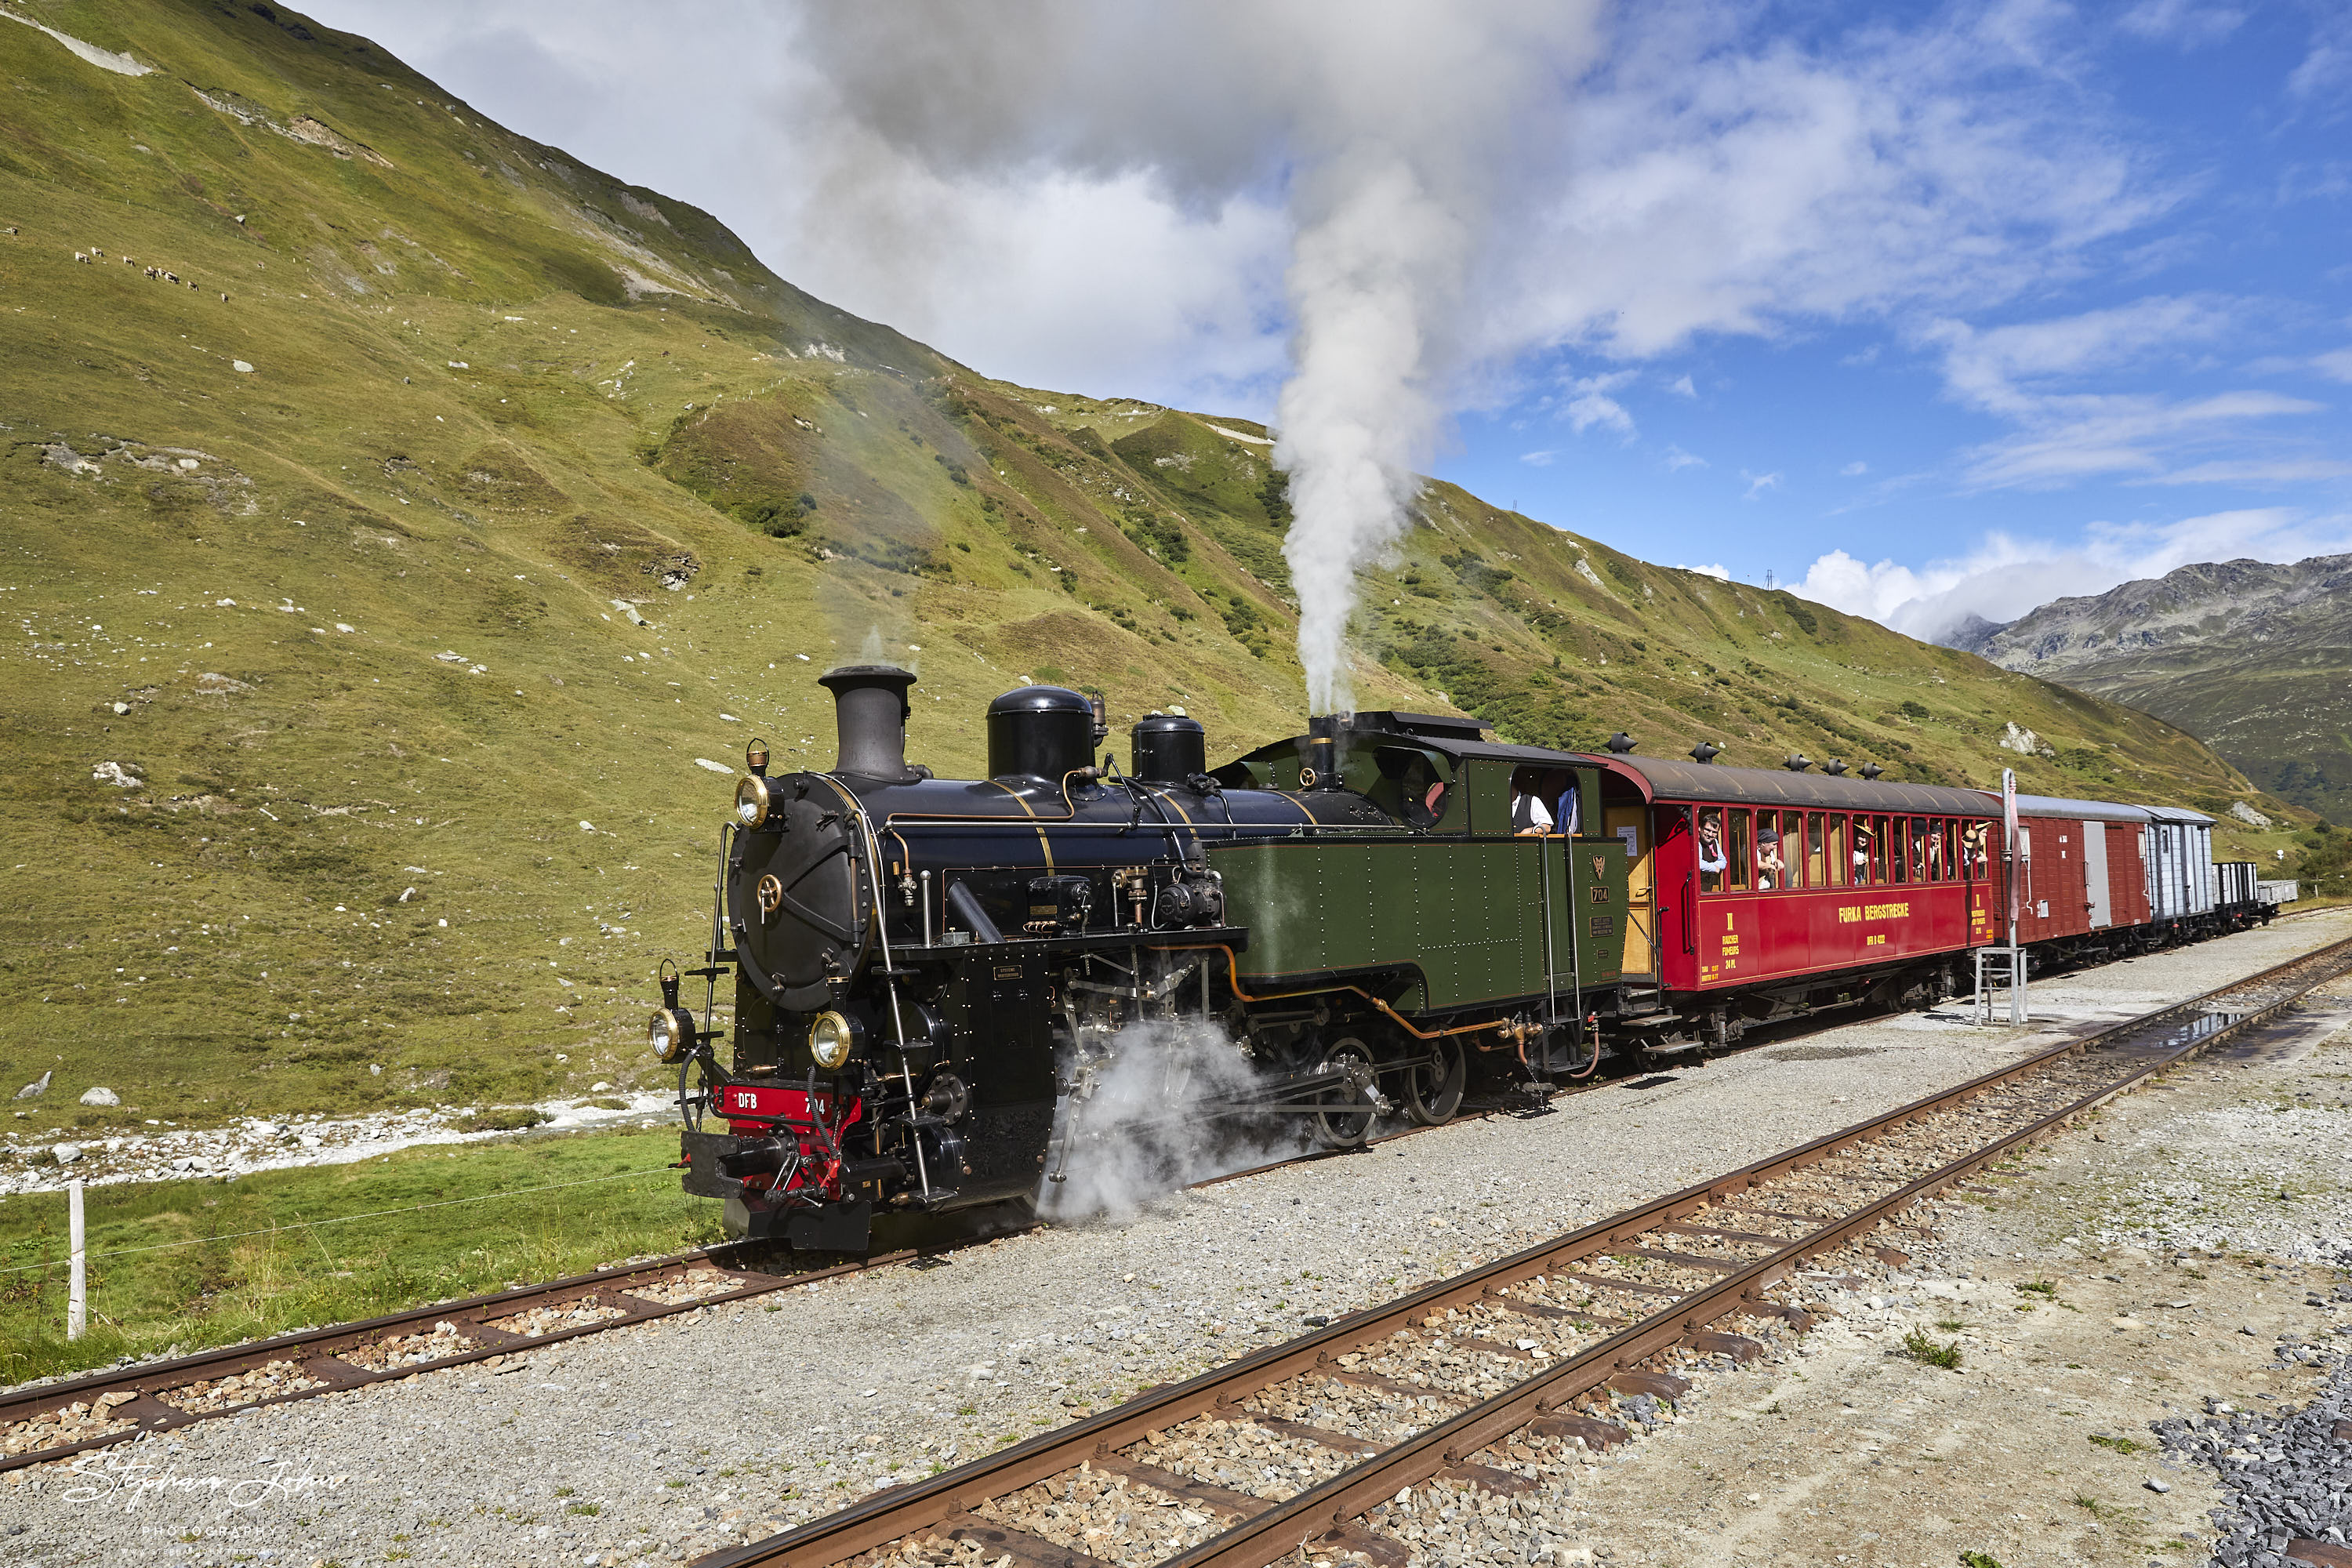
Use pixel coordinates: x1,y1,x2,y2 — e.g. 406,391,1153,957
3,909,2345,1568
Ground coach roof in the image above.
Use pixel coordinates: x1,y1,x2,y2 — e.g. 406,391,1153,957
1597,752,2002,818
2003,793,2156,823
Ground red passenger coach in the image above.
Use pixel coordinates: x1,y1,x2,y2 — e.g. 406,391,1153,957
1593,751,2001,1046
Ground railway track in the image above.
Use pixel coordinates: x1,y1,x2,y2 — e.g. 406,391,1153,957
0,1240,927,1473
2,935,2341,1489
685,933,2352,1568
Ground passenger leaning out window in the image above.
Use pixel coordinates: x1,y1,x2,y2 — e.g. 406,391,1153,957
1697,808,1727,892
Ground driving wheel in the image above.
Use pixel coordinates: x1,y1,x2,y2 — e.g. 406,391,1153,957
1313,1037,1380,1149
1403,1036,1466,1125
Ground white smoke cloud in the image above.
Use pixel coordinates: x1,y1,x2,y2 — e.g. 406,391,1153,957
779,2,1603,717
1799,506,2352,641
1036,1018,1308,1222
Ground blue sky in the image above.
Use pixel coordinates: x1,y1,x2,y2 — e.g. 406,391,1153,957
311,0,2351,640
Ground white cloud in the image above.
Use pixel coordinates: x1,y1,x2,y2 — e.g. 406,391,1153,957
1919,298,2325,488
1519,449,1557,466
1661,445,1707,471
1957,390,2321,488
1561,369,1638,437
1676,561,1731,579
1497,3,2174,363
2139,458,2352,486
1742,470,1783,500
1840,459,1869,476
2288,7,2352,100
1800,506,2352,641
307,0,2194,423
2118,0,2245,49
1668,373,1697,397
2314,347,2352,383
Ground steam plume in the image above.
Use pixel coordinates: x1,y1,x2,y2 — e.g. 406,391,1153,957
784,3,1602,714
1037,1018,1308,1222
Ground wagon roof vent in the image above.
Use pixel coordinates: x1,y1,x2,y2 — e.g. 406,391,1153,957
1688,741,1722,764
1604,731,1637,754
1783,753,1813,772
1821,757,1848,776
1860,762,1885,780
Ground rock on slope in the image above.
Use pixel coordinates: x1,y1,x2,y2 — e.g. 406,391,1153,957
1969,555,2352,822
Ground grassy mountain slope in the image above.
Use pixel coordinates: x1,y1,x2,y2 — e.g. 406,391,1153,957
0,0,2310,1137
1965,554,2352,826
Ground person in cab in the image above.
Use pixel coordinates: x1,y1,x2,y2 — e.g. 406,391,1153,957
1510,768,1555,836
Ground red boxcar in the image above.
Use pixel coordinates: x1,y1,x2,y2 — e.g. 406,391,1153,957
2002,794,2155,951
1594,753,2002,1034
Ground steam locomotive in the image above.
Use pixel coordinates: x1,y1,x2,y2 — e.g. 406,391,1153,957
652,664,2271,1250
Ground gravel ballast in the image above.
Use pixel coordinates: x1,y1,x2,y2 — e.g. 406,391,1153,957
2,909,2346,1568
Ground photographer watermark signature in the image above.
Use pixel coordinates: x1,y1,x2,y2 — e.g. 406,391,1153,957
58,1447,353,1512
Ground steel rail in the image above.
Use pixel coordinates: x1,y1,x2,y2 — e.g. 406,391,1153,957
692,932,2352,1568
7,934,2340,1483
0,1243,919,1474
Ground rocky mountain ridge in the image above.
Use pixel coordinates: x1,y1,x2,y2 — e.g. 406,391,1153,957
1962,555,2352,822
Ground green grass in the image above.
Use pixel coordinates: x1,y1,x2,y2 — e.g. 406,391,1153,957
0,0,2315,1146
1900,1327,1965,1369
2088,1433,2146,1455
0,1126,720,1384
1959,1553,2005,1568
2016,1279,2059,1299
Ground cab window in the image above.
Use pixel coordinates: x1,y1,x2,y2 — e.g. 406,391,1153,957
1370,747,1455,829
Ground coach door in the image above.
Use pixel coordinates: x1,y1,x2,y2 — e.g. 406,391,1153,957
2084,823,2112,928
1606,804,1654,976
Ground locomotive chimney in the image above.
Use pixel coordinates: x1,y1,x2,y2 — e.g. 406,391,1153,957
1302,712,1344,789
818,663,919,782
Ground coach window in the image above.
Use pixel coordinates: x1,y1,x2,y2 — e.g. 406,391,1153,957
1697,807,1727,892
1963,821,1990,879
1826,813,1849,886
1755,811,1788,889
1727,809,1752,891
1934,820,1955,881
1893,818,1914,883
1805,812,1827,887
1871,815,1893,884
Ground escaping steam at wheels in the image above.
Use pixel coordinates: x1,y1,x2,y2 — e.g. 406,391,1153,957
652,664,2272,1252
